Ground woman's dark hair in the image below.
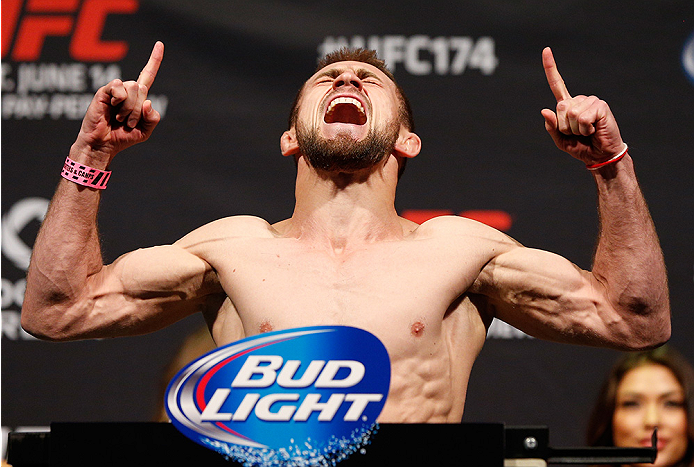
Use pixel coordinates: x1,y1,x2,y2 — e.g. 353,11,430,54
586,346,694,467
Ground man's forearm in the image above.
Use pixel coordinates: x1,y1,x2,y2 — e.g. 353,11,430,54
21,147,106,339
591,153,670,346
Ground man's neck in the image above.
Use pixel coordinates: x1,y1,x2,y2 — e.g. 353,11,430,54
280,156,406,253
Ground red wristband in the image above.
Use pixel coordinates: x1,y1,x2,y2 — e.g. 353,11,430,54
586,144,628,171
61,156,111,189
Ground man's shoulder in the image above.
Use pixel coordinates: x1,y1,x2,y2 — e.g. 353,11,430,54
409,215,522,263
205,215,277,234
413,215,512,242
175,215,277,246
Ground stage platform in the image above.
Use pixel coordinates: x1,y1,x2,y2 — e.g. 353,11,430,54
6,422,656,466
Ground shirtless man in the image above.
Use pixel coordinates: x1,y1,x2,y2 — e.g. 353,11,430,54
21,42,670,423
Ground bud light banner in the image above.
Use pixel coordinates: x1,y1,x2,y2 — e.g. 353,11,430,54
165,326,391,466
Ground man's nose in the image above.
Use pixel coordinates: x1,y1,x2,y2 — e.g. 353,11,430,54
333,70,362,91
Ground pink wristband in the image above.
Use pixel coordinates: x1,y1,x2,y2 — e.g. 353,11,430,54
61,156,111,189
586,144,628,171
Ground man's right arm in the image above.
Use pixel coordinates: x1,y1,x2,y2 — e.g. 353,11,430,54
20,42,221,340
22,229,223,341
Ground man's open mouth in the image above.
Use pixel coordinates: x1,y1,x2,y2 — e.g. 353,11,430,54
324,96,367,125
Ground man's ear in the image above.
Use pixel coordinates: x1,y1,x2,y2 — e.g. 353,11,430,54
280,129,300,157
394,130,421,159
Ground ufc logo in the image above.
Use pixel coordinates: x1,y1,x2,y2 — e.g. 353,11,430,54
2,0,138,62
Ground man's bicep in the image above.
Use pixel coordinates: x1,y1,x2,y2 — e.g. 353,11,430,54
472,246,622,345
108,244,220,298
82,244,222,336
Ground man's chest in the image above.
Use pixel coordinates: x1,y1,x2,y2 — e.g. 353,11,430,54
205,237,482,339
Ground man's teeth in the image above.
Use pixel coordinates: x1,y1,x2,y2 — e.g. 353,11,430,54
326,97,365,116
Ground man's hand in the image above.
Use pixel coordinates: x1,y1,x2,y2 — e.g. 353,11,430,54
72,41,164,163
540,47,625,165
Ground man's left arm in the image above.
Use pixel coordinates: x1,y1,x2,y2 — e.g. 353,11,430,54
472,48,669,349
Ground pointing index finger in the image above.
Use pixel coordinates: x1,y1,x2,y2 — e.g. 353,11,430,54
542,47,571,102
137,41,164,89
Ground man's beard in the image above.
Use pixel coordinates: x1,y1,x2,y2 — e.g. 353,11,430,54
295,120,399,173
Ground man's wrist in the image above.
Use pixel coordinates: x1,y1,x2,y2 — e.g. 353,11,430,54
69,140,113,170
586,144,628,171
61,155,111,190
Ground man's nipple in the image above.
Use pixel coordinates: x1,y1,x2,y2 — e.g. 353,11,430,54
259,319,274,334
411,320,425,337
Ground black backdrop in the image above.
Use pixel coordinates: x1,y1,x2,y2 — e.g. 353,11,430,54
2,0,693,458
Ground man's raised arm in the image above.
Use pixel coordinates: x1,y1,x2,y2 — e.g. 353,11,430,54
21,42,222,341
472,48,670,350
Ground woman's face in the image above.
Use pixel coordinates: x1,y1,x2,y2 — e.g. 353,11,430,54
613,364,688,467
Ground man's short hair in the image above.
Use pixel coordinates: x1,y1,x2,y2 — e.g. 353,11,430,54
288,48,415,132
